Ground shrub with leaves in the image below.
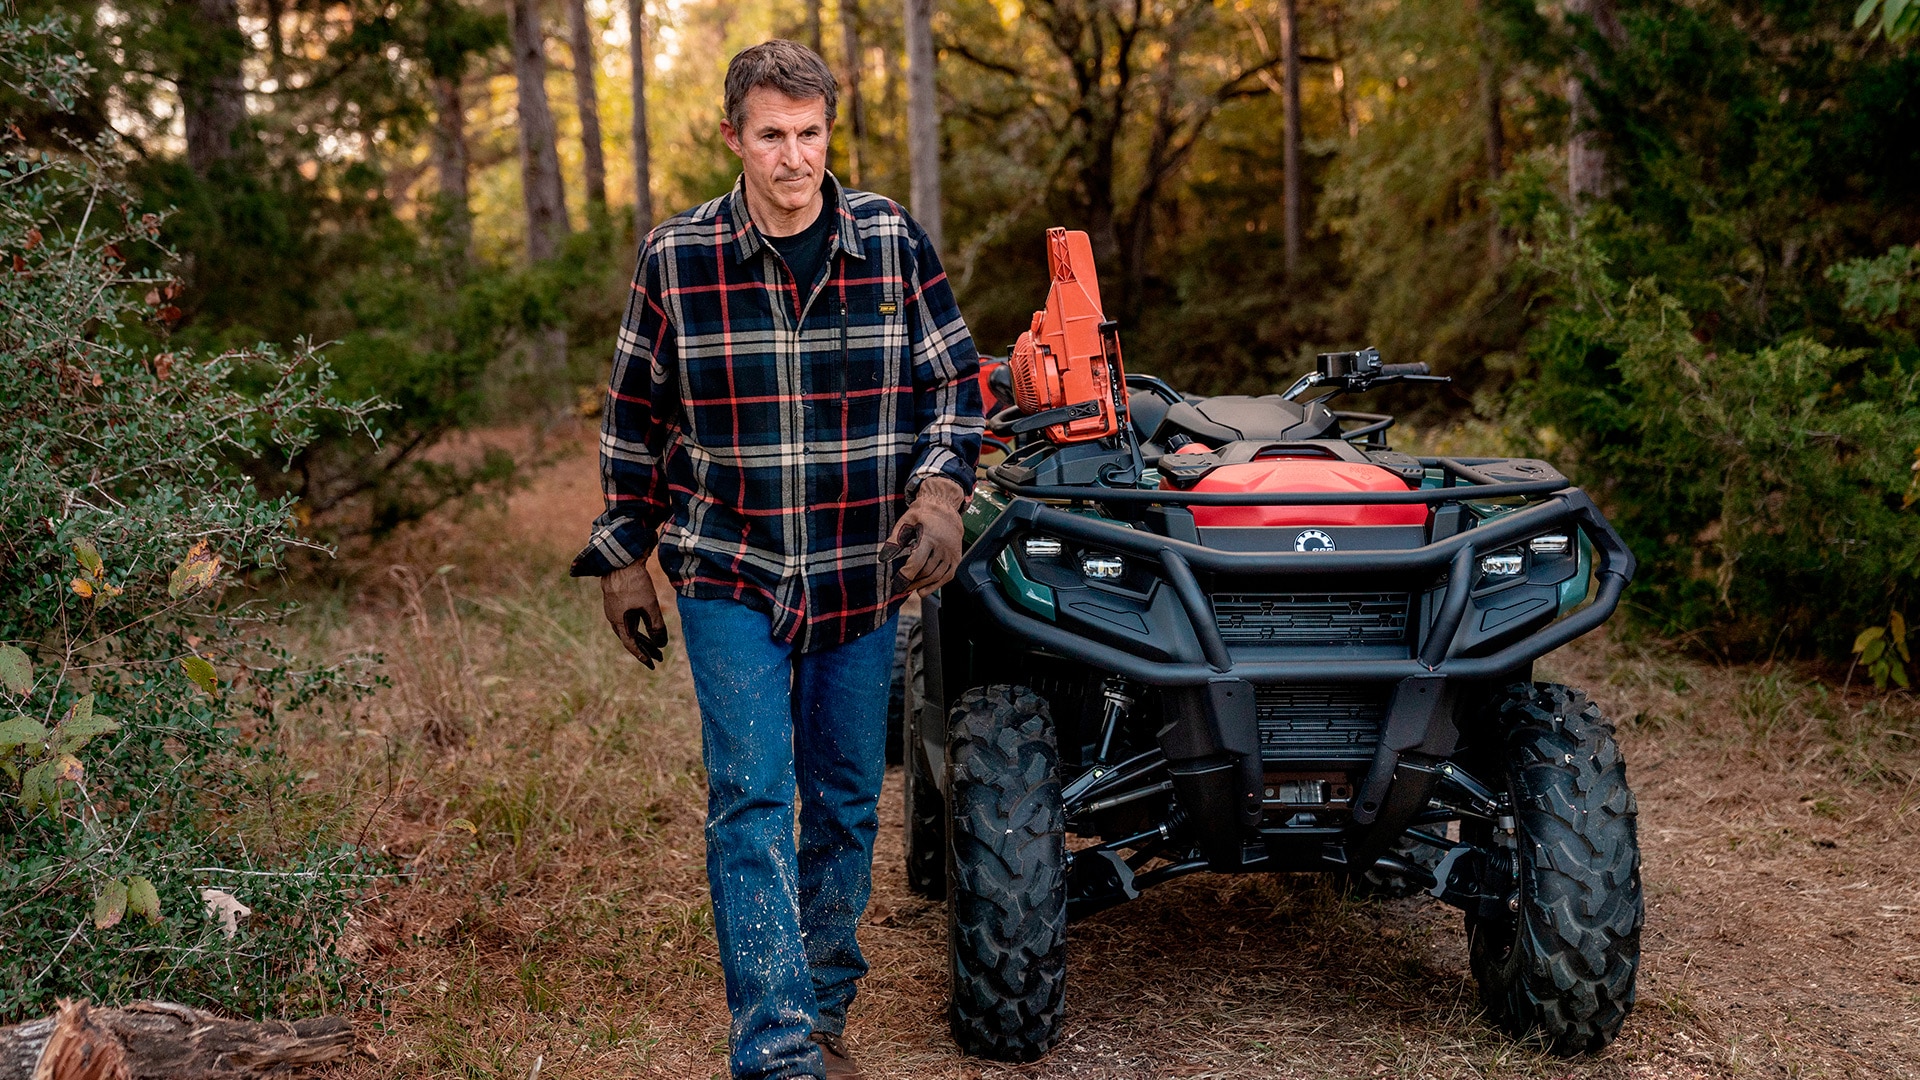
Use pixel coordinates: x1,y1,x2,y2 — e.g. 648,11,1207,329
1851,612,1913,690
1521,219,1920,659
0,15,382,1019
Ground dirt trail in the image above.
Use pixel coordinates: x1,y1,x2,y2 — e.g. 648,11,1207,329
325,438,1920,1080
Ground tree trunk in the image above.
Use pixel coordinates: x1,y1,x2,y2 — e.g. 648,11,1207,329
1476,0,1505,265
509,0,571,261
630,0,654,234
431,74,473,251
806,0,824,57
263,0,286,79
1565,0,1624,204
0,999,352,1080
181,0,247,174
1327,1,1354,140
839,0,867,186
903,0,942,252
565,0,609,210
1280,0,1302,279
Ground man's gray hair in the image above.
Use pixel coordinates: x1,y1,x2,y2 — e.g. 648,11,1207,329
724,40,839,132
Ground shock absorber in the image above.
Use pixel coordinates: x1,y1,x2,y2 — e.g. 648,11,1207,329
1095,678,1136,765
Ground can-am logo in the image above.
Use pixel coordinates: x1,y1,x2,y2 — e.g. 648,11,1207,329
1294,529,1336,552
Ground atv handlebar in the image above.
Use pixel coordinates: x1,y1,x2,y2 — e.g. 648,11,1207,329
1279,351,1449,402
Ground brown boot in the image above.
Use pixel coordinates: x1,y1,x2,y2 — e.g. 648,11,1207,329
809,1031,867,1080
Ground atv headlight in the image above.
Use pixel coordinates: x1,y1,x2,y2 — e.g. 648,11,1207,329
1024,537,1064,558
1528,534,1571,558
1478,552,1524,577
1080,553,1125,580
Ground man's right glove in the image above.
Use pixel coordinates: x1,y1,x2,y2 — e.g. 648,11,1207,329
602,559,669,668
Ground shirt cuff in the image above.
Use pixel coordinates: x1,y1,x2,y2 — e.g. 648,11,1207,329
906,447,977,502
569,513,658,577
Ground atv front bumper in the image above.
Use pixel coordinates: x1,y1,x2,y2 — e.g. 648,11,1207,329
956,486,1634,687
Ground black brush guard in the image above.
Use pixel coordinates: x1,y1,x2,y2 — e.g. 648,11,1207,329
959,459,1635,685
951,458,1636,883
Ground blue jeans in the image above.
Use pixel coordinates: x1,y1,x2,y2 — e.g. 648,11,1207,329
677,596,898,1080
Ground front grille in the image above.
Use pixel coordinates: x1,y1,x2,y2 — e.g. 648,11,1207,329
1255,684,1390,761
1213,592,1412,646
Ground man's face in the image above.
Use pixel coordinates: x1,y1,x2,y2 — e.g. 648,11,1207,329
721,87,831,222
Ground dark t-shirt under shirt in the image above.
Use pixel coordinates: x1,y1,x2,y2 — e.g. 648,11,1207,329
762,183,837,297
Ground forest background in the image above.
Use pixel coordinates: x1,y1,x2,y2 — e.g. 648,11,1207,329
9,0,1920,655
4,0,1920,1032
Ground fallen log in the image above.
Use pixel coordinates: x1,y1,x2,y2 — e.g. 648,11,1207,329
0,1000,352,1080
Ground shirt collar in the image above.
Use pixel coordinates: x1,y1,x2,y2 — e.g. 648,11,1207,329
724,172,866,266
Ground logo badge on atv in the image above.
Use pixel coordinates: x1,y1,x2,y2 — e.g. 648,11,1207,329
1294,529,1336,552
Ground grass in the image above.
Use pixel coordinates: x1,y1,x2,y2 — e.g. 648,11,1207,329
272,436,1920,1078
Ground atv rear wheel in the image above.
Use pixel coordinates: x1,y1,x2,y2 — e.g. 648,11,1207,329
946,685,1067,1062
901,616,945,898
1467,683,1643,1055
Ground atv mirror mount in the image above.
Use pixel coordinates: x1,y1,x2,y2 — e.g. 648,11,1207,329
1317,347,1384,382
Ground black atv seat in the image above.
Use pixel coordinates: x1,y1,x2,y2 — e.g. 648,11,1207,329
1155,395,1325,444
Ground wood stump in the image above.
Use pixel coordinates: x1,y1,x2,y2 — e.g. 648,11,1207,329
0,1000,352,1079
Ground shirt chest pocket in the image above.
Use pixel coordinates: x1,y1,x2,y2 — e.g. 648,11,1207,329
837,282,906,393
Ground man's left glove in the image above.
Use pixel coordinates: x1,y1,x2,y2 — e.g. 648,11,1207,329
882,475,967,596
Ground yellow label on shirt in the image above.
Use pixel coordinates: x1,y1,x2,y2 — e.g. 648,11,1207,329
878,302,898,315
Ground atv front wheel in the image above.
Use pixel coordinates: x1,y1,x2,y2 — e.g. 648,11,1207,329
885,611,920,765
902,616,945,898
946,685,1067,1062
1468,683,1643,1055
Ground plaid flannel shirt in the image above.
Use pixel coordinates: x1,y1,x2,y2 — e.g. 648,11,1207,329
571,175,984,652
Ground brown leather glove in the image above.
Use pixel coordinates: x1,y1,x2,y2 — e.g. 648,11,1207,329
601,559,669,668
882,475,967,596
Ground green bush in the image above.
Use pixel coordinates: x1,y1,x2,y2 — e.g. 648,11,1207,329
282,223,633,538
0,16,380,1020
1522,220,1920,659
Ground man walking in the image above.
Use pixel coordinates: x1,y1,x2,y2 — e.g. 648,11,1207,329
572,40,983,1080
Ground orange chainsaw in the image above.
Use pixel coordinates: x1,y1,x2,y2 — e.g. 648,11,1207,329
1005,228,1133,445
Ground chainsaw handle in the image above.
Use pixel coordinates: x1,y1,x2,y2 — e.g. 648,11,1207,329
986,404,1026,437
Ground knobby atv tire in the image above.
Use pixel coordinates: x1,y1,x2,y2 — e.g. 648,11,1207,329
946,685,1067,1062
885,612,920,765
1354,833,1446,899
1468,683,1643,1055
902,616,945,898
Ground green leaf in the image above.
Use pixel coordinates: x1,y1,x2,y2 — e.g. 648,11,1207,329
1893,612,1911,663
93,879,128,930
125,875,161,925
0,715,48,756
1857,0,1883,29
1853,625,1886,653
181,656,218,696
168,540,222,599
17,757,71,813
53,695,118,754
1892,660,1912,690
1887,0,1912,29
1862,637,1887,665
72,538,102,577
0,645,31,695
